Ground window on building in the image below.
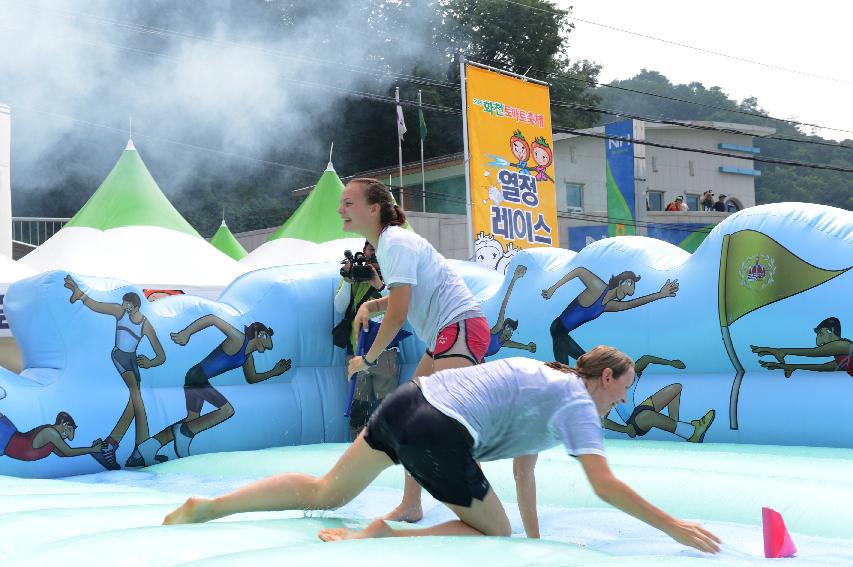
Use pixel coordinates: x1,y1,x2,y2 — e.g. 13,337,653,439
564,182,583,211
651,156,658,172
423,176,466,215
688,160,695,176
685,194,699,211
569,145,577,163
647,190,664,211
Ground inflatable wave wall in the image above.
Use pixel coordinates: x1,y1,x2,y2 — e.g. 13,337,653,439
0,203,850,478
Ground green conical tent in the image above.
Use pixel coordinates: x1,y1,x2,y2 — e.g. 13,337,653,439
65,140,200,237
210,219,248,260
267,163,359,244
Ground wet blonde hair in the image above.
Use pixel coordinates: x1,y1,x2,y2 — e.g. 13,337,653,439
545,345,634,381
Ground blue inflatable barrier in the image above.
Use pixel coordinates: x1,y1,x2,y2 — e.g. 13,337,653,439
0,203,850,478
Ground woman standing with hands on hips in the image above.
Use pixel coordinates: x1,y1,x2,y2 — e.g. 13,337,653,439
339,178,490,523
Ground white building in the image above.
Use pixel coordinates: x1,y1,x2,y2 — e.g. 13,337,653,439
556,121,774,214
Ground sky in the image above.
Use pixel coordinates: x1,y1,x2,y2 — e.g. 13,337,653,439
560,0,853,141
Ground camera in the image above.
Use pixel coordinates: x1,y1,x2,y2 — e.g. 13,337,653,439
340,250,378,282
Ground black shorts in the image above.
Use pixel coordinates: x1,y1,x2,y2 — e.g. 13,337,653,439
625,404,656,436
184,364,229,413
364,381,490,507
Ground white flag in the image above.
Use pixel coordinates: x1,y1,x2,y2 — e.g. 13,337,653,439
395,87,407,141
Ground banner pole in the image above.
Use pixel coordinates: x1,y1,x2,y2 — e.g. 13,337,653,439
396,86,405,209
460,55,474,260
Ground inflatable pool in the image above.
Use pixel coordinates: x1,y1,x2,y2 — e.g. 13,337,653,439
2,441,853,565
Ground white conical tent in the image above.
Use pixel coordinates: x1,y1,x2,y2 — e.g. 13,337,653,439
20,140,248,294
0,256,34,369
241,162,364,269
1,254,34,284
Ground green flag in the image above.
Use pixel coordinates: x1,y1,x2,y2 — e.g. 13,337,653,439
719,230,848,327
418,107,427,141
718,229,850,429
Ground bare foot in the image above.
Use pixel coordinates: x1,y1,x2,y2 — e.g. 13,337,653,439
380,504,423,523
162,496,215,525
319,519,394,542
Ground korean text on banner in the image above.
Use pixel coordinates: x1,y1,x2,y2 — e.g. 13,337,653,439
465,64,558,266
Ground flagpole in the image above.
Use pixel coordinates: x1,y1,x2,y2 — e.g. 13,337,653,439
723,325,745,430
718,233,743,430
419,90,426,212
396,86,405,209
459,55,474,260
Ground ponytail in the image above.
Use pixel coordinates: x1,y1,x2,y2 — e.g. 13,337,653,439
350,178,407,228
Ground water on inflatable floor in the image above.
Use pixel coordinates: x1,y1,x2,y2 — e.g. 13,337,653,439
2,440,853,566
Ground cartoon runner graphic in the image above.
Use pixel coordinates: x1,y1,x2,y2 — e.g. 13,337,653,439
530,136,554,182
602,355,715,443
64,275,166,470
0,407,107,462
509,129,531,175
133,315,292,465
542,268,679,363
485,265,536,358
752,316,853,378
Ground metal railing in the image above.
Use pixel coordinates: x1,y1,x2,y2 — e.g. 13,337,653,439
11,217,70,246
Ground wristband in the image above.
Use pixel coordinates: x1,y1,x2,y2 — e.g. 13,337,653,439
364,355,378,368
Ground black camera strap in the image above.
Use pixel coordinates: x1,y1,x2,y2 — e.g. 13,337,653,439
332,281,381,350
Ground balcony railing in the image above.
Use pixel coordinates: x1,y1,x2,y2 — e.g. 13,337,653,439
11,217,70,246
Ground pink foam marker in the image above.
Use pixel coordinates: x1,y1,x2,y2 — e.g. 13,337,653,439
763,507,797,558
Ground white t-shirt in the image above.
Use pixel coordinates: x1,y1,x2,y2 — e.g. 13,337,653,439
377,226,481,348
419,357,605,462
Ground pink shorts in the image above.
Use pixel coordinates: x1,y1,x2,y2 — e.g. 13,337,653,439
426,316,490,365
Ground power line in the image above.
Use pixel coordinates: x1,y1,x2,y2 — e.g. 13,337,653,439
13,75,853,179
11,104,325,177
9,4,461,92
8,113,752,234
367,183,719,235
553,126,853,174
17,18,851,157
548,99,853,151
7,19,853,175
15,4,853,142
526,65,853,138
498,0,853,86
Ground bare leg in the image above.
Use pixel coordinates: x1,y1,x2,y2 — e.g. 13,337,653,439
128,377,150,445
320,486,511,541
185,403,235,436
163,433,394,525
381,353,477,523
649,383,682,421
153,410,200,446
381,352,434,523
634,409,678,434
108,371,141,443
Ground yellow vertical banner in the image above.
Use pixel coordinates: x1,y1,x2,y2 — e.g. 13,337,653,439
464,63,558,269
